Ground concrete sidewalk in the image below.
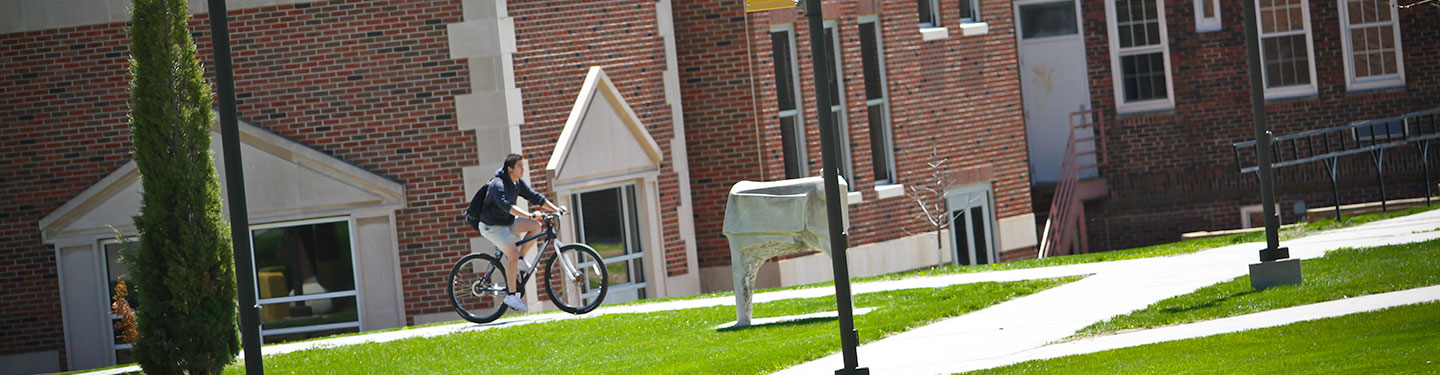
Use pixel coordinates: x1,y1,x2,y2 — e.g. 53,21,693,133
76,209,1440,375
774,209,1440,375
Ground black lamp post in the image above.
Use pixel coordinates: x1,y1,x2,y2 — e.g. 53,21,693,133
206,0,265,373
797,0,869,373
1241,0,1302,288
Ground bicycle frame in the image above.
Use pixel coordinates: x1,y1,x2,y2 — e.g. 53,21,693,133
486,213,584,298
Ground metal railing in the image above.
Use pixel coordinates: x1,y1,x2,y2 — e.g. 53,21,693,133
1232,107,1440,219
1039,109,1105,258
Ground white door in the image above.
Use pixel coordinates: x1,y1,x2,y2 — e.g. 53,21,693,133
946,185,996,265
1016,0,1092,183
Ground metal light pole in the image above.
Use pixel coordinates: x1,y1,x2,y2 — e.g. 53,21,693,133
206,0,265,373
1241,0,1301,289
799,1,868,374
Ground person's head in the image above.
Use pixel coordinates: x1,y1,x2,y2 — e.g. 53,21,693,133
503,153,525,181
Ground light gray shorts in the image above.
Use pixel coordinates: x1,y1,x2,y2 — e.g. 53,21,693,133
478,222,517,249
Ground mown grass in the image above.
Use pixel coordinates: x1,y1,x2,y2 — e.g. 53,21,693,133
1071,237,1440,338
965,301,1440,375
222,277,1080,374
793,203,1440,289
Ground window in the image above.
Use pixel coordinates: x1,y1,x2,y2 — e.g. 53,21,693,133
1195,0,1222,32
1256,0,1318,98
960,0,981,22
1020,1,1079,39
103,239,138,365
771,26,807,179
571,185,647,303
859,18,896,185
823,22,854,188
919,0,941,27
1339,0,1404,91
1107,0,1176,113
1352,119,1407,142
250,218,359,343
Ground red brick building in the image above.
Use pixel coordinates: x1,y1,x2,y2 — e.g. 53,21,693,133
674,0,1037,290
1,0,700,372
1022,0,1440,250
4,0,1044,372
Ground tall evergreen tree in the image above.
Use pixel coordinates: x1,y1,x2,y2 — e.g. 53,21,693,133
127,0,239,373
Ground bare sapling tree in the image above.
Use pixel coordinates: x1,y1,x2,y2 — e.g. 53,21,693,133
907,145,961,267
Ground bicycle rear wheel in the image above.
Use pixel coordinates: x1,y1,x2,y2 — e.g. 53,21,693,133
543,244,609,314
448,253,509,324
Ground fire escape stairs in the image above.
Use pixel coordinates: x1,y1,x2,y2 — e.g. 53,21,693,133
1039,109,1107,258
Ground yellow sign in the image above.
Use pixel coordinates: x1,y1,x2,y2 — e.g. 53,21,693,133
745,0,796,12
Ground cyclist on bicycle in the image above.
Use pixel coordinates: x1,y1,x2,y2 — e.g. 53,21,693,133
474,153,565,311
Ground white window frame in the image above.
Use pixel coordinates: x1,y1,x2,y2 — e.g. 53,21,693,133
1338,0,1405,92
570,183,648,302
859,15,897,186
249,216,362,342
960,0,982,22
1195,0,1222,32
771,24,808,179
1106,0,1177,113
1255,0,1319,99
823,21,855,189
920,0,942,28
100,237,137,365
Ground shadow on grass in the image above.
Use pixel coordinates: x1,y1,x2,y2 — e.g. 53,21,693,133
1160,289,1259,314
716,315,841,333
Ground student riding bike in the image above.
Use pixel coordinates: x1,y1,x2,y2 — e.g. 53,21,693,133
468,153,566,311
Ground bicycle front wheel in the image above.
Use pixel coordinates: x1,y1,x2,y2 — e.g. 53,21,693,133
448,253,509,324
543,244,609,314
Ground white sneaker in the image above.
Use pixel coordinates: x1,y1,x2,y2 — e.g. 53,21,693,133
503,293,527,311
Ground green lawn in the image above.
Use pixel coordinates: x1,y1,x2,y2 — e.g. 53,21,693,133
1073,238,1440,338
965,301,1440,375
223,277,1079,374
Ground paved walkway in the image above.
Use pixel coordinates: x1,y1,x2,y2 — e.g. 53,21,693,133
775,209,1440,374
77,209,1440,375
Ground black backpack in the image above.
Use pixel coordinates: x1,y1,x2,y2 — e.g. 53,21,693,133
462,183,488,230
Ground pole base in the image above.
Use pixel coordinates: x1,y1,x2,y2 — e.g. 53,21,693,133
835,367,870,375
1249,257,1302,289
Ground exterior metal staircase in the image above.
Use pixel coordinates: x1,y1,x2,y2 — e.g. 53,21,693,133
1039,109,1106,258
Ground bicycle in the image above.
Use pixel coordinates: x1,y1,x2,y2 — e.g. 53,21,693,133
448,210,610,324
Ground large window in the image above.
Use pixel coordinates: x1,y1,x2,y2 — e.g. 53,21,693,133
823,22,854,188
1107,0,1175,113
919,0,941,27
1195,0,1222,32
771,26,808,179
250,218,359,343
859,18,896,185
1256,0,1317,98
1339,0,1404,91
571,185,647,303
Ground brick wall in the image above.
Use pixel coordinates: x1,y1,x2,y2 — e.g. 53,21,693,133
1,0,472,365
1078,0,1440,250
676,0,1033,269
507,0,688,276
1,18,131,365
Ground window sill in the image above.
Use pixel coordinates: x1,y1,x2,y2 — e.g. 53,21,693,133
920,27,950,41
874,184,906,200
959,22,988,37
1263,86,1318,101
1115,100,1174,116
847,190,865,205
1346,80,1406,94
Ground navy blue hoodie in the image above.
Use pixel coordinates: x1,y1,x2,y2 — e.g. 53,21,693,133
475,167,547,226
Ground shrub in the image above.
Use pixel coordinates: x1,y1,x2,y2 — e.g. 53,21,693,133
127,0,240,373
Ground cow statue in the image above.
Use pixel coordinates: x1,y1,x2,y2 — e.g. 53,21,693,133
722,176,848,326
